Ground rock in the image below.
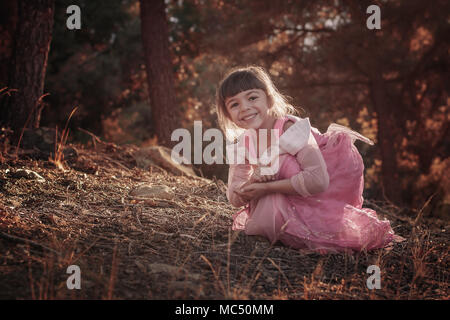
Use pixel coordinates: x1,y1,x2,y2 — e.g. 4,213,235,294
133,146,196,177
129,184,174,199
20,127,78,161
11,169,45,183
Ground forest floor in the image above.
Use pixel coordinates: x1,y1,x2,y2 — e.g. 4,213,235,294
0,141,448,300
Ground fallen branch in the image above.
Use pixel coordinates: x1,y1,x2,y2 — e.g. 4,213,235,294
77,127,118,150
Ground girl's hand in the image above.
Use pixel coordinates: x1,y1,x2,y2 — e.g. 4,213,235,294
234,183,269,202
250,166,277,183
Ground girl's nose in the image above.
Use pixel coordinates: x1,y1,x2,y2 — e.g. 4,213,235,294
241,100,252,110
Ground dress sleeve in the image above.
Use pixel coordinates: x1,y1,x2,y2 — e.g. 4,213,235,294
226,163,253,207
288,131,330,197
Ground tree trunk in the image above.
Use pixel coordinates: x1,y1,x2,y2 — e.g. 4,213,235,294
0,0,55,138
139,0,182,148
344,1,404,205
369,73,403,205
0,0,18,86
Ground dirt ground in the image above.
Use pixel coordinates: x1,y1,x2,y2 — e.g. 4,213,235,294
0,142,448,300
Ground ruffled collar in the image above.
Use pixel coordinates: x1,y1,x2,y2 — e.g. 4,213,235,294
225,115,312,165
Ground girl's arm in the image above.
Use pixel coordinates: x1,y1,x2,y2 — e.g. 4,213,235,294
287,130,329,196
236,178,298,200
240,121,329,198
263,178,298,194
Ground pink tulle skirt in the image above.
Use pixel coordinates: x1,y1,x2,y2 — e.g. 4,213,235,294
232,127,399,253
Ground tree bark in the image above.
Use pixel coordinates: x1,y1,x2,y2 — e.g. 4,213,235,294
139,0,182,148
0,0,18,86
369,72,403,205
0,0,55,137
344,0,404,205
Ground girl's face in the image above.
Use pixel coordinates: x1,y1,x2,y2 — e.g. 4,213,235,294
225,89,275,130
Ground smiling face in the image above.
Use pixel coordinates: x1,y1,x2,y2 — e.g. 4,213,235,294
225,89,276,130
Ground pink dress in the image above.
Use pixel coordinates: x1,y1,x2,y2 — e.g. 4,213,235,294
227,115,398,253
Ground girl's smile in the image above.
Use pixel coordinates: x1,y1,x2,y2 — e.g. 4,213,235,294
225,89,276,130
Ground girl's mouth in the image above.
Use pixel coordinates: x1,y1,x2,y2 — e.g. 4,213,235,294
241,113,257,121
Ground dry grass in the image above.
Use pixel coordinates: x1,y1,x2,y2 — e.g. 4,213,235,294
48,107,78,170
0,141,448,300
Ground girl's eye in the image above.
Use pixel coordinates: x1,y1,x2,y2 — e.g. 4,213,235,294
230,103,239,108
249,96,257,101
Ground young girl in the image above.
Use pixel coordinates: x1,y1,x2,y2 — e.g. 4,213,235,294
216,65,401,254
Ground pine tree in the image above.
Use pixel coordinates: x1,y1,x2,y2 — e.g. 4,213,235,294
0,0,55,137
140,0,182,147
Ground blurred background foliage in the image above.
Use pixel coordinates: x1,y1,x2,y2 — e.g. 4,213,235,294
1,0,448,218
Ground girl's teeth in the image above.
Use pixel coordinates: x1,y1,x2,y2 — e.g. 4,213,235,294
243,114,256,121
